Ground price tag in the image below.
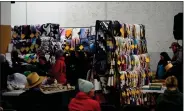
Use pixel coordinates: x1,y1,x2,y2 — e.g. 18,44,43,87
65,46,70,50
146,57,150,63
120,28,124,37
21,34,25,39
122,60,125,64
131,45,135,49
70,47,74,51
117,60,121,65
79,45,84,50
120,75,125,80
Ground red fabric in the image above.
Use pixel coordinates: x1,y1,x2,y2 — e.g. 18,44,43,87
69,92,101,111
51,57,66,84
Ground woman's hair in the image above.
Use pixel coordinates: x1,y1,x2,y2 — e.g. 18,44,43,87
165,76,178,88
39,56,47,62
160,52,171,61
55,50,64,59
11,50,18,59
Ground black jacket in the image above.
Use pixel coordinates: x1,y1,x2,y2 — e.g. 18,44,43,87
156,89,183,111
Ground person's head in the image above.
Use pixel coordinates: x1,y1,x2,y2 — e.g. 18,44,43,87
0,54,6,63
37,50,45,57
169,42,180,53
11,50,18,59
160,52,171,61
78,79,95,97
55,50,64,59
165,76,178,90
26,72,46,89
39,56,47,65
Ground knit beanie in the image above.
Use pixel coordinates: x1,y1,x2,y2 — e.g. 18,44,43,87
78,79,94,93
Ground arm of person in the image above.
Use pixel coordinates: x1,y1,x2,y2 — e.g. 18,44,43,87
171,50,182,65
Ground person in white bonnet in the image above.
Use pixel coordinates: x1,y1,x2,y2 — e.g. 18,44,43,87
69,79,101,111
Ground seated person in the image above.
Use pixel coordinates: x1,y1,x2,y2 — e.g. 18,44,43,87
18,72,48,111
11,50,25,67
0,54,13,91
11,50,25,73
68,79,101,111
156,52,171,79
36,56,51,76
156,76,183,111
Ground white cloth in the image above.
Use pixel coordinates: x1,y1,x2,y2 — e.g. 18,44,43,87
7,73,27,91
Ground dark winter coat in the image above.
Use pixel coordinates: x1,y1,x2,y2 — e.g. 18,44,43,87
156,89,183,111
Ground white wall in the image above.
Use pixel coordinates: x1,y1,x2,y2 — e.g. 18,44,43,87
1,2,11,25
11,2,183,71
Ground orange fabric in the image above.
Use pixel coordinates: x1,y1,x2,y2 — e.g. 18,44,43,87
51,57,66,84
69,92,101,111
65,29,72,38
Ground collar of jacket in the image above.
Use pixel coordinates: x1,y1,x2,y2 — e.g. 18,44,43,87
75,92,91,99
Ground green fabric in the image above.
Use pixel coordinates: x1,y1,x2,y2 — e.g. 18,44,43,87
24,71,31,77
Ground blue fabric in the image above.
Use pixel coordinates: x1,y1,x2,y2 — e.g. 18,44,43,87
157,65,165,79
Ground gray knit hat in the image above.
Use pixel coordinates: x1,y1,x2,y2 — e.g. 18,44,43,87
78,79,94,93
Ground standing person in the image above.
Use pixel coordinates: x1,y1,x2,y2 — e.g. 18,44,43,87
18,72,48,111
156,76,183,111
68,79,101,111
36,56,51,76
0,54,13,91
51,50,67,84
169,42,183,92
156,52,171,79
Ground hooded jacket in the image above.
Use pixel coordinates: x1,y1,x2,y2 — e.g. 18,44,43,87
51,57,66,84
68,92,101,111
156,89,183,111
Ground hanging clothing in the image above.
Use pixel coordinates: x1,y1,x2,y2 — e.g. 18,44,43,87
51,57,66,84
68,92,101,111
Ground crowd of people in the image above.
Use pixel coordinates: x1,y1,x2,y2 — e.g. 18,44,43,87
0,41,183,111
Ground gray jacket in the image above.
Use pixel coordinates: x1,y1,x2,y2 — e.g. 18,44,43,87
171,48,182,66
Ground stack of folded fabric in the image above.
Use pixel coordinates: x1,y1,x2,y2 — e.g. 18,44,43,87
142,83,163,90
149,83,163,90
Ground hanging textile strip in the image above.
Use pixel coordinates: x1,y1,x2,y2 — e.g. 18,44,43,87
133,39,139,55
135,24,141,40
130,55,135,71
120,24,125,38
42,23,51,37
127,55,132,71
133,55,141,71
130,38,134,55
128,24,132,39
141,39,148,54
140,24,145,39
120,71,127,88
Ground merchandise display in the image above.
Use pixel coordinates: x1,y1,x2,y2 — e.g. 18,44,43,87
116,23,152,105
6,20,162,110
